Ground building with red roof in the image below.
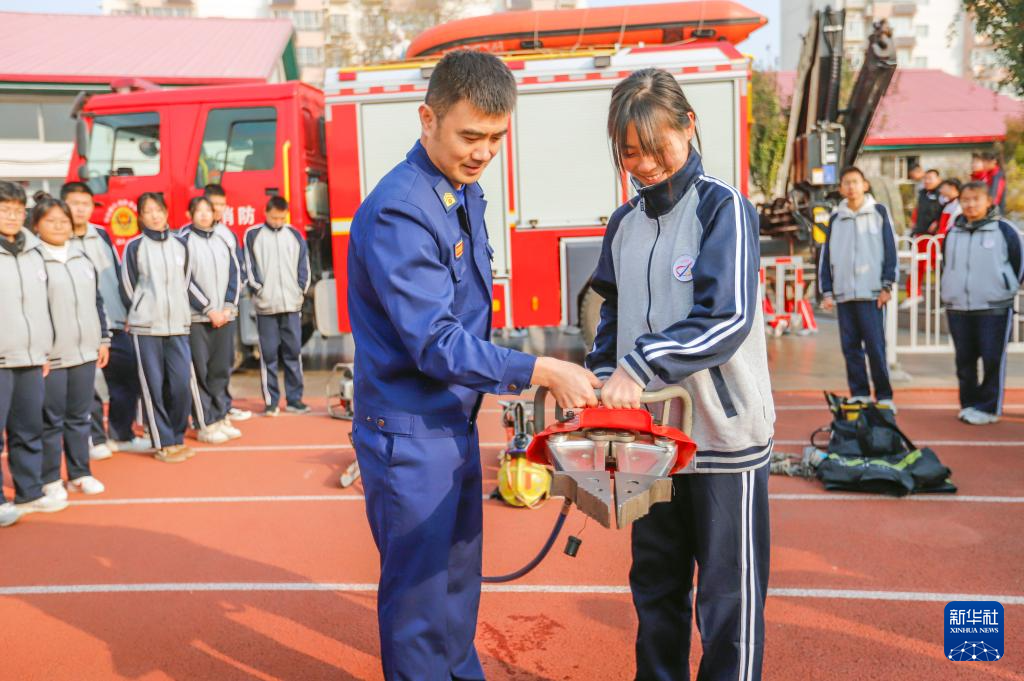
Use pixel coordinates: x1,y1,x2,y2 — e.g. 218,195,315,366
0,11,297,194
775,68,1024,184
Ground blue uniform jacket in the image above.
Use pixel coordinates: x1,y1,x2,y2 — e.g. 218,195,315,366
348,141,536,438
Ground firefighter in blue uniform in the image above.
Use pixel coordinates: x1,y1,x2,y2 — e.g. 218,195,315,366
347,50,600,681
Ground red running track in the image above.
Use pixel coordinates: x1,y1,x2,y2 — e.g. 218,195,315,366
1,388,1022,680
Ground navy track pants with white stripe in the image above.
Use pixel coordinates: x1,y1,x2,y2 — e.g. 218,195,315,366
631,465,770,681
256,312,303,407
133,334,191,449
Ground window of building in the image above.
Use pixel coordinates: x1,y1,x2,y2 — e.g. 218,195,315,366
890,16,912,37
845,18,865,40
274,9,322,30
296,46,324,67
915,24,929,38
913,56,928,68
330,13,348,33
141,6,192,17
850,53,864,69
0,102,41,139
897,49,912,67
40,102,74,142
899,155,920,180
86,112,161,185
195,107,277,187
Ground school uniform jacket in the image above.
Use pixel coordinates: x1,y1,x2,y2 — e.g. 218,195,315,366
0,229,53,367
120,227,200,336
243,222,309,315
941,210,1024,312
586,149,775,473
180,224,241,323
41,243,110,369
818,196,898,302
72,223,126,331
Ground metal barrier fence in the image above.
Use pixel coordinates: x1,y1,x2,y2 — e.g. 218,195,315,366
760,256,818,336
884,234,1024,367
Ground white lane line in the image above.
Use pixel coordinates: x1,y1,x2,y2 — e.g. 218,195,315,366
1,583,1021,604
67,493,1024,507
774,439,1024,448
774,404,1024,412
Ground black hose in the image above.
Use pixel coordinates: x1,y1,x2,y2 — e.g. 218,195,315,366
482,498,572,583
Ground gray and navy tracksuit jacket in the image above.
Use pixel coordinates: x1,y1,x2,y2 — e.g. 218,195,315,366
818,196,898,302
586,150,775,473
941,211,1024,312
243,223,310,315
41,243,110,368
72,223,126,331
180,224,241,323
120,228,197,336
0,230,54,367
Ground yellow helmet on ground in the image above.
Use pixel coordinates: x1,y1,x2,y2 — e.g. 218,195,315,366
497,453,551,508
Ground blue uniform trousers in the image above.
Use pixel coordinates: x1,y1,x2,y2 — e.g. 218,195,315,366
103,330,142,442
133,334,191,448
256,312,303,407
0,367,45,503
42,361,96,484
947,309,1013,415
836,300,892,400
631,465,770,681
353,421,485,681
189,320,236,427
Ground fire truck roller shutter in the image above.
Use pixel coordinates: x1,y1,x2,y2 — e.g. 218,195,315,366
358,99,511,276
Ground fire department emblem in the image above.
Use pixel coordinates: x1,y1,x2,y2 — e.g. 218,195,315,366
104,199,139,238
443,192,457,208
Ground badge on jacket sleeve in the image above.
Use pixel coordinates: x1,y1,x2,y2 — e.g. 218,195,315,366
673,254,695,282
454,239,465,259
443,192,457,209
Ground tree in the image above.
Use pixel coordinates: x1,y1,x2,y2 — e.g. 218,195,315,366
749,70,788,199
962,1,1024,96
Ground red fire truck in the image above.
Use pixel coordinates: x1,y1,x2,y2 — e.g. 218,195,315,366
67,24,755,345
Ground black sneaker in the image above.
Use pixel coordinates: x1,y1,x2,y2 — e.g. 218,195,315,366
264,405,280,417
285,401,311,414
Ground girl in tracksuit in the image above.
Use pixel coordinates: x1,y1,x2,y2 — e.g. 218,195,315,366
819,167,898,406
121,192,201,463
942,181,1024,425
32,193,110,499
589,69,774,681
180,196,242,443
0,181,64,527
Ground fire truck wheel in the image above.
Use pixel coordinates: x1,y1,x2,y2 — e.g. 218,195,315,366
579,286,604,351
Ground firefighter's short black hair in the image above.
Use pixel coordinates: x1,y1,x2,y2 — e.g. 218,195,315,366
265,195,289,213
425,50,517,120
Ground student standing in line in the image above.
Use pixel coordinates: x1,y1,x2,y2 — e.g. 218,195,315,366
180,196,242,443
906,169,943,303
937,178,962,236
591,69,774,681
244,196,310,416
62,181,149,458
121,193,200,462
980,151,1008,216
32,193,110,499
0,181,65,527
203,183,251,422
819,166,898,407
942,181,1024,425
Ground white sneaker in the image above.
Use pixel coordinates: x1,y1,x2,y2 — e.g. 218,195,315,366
0,502,22,528
962,409,999,426
90,443,113,461
849,396,871,404
16,494,69,514
68,476,105,495
42,480,69,502
216,420,242,440
109,437,153,453
900,296,922,310
198,427,230,444
227,407,252,421
958,407,973,421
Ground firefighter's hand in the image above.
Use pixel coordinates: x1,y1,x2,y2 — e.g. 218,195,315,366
821,295,835,312
601,367,644,410
97,345,110,369
877,289,892,309
531,357,600,409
